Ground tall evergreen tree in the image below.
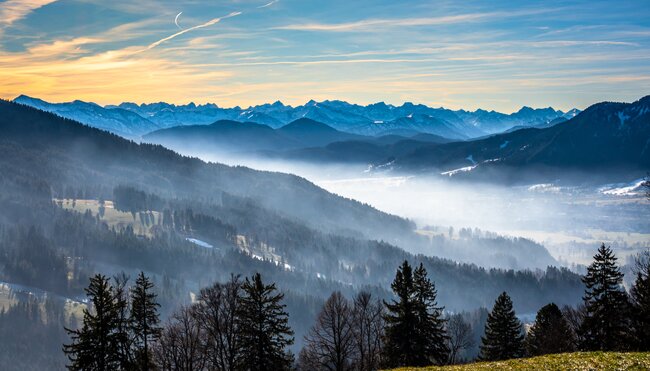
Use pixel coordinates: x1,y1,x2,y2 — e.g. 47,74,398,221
525,303,575,356
130,272,161,370
383,260,419,367
578,244,631,351
63,274,122,371
630,249,650,350
236,273,294,371
413,263,449,365
479,292,524,361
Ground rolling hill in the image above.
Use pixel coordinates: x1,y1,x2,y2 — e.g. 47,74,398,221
143,118,371,153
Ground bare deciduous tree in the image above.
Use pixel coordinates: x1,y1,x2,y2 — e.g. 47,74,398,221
562,304,586,349
155,306,206,371
299,291,355,371
351,291,384,371
446,313,474,364
194,274,242,371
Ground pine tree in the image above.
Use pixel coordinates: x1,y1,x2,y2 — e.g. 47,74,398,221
130,272,161,370
630,250,650,350
479,292,524,361
579,244,631,351
413,263,449,365
525,303,575,356
63,274,122,371
383,260,420,367
236,273,294,371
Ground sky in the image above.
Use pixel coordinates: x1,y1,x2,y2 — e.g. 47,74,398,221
0,0,649,112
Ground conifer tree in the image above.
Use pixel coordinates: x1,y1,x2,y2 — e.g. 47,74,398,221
383,260,419,367
479,292,524,361
579,244,631,351
413,263,449,365
236,273,294,371
130,272,161,370
630,250,650,350
525,303,575,356
63,274,122,371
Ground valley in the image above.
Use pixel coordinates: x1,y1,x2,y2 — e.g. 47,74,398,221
0,95,647,369
194,152,650,269
2,0,649,368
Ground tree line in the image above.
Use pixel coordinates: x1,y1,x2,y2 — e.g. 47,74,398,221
63,243,650,370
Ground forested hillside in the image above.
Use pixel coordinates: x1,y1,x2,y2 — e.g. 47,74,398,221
0,100,585,369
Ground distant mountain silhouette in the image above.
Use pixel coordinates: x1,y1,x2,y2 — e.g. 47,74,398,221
267,96,650,181
394,95,650,178
277,118,366,146
14,95,576,140
144,117,371,153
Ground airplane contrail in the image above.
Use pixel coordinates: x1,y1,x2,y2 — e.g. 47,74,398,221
258,0,279,8
174,12,183,30
140,11,242,52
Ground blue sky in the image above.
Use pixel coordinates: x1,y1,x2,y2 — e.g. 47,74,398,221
0,0,648,112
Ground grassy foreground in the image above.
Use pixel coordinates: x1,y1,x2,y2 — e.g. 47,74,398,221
389,352,650,370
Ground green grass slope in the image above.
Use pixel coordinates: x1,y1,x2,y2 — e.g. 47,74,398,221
390,352,650,370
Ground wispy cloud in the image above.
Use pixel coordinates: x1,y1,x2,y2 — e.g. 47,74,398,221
139,11,242,52
0,0,57,28
274,9,559,32
258,0,279,9
26,37,104,57
531,40,639,47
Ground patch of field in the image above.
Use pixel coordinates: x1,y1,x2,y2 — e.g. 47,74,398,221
0,284,18,312
0,282,86,323
388,352,650,370
236,235,293,271
54,199,162,237
64,300,86,323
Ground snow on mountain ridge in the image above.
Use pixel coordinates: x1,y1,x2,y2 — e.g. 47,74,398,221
12,95,575,140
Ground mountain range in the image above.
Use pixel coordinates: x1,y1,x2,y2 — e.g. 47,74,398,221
0,98,577,309
13,95,578,140
393,95,650,178
145,95,647,182
13,94,650,182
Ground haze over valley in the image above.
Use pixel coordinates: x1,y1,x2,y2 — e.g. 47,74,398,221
15,94,648,269
1,0,649,369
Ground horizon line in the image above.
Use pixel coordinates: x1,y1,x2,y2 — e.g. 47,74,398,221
8,93,602,115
